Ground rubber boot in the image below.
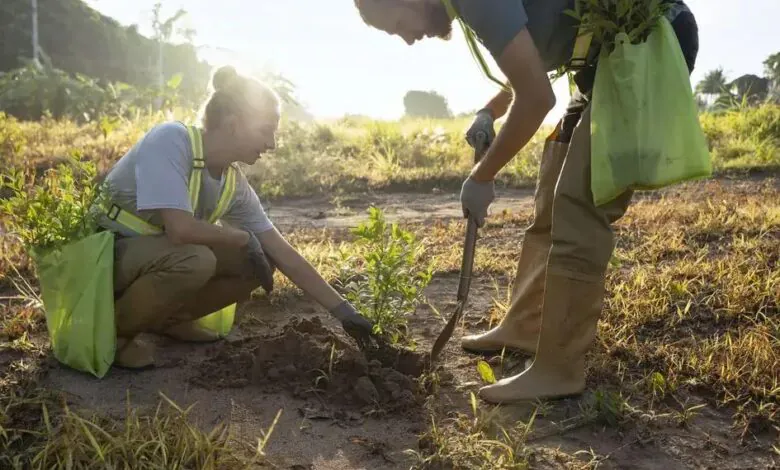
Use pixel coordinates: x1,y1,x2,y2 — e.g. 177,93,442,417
461,130,569,356
460,238,547,355
162,321,221,343
478,272,604,403
155,277,262,342
114,336,155,369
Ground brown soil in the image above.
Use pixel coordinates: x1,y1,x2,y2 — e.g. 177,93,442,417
10,184,778,469
190,316,427,414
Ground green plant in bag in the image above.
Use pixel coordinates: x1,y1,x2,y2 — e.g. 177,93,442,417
565,0,674,54
0,153,106,257
562,1,712,205
1,155,116,378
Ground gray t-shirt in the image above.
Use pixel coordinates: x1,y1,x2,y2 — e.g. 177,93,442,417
97,121,274,237
452,0,690,72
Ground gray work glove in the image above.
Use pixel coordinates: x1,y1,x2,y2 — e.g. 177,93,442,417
465,108,495,148
330,300,375,347
460,176,495,227
245,231,275,293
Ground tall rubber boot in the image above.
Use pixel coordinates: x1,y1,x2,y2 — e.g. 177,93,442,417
114,336,155,369
461,128,569,355
477,272,604,403
460,238,547,355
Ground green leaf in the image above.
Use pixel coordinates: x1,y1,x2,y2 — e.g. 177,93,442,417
477,360,496,384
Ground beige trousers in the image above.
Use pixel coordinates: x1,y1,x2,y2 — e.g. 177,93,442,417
505,103,633,323
112,235,262,338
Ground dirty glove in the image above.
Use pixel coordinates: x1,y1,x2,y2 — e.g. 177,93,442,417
465,108,495,148
330,300,375,347
460,176,495,227
245,231,275,293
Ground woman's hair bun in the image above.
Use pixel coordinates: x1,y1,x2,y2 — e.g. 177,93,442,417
212,65,239,92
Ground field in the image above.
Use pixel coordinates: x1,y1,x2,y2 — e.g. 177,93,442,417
1,104,779,469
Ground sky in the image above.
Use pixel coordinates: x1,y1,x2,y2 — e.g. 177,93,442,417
84,0,779,123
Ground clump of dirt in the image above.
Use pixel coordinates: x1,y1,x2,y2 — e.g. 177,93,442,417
190,317,428,412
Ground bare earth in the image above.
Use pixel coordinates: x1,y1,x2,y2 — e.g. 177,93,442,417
39,186,777,470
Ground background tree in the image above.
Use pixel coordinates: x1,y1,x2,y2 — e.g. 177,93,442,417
728,74,769,105
764,52,780,102
403,90,452,119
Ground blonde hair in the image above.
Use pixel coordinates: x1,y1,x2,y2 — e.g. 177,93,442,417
201,65,281,130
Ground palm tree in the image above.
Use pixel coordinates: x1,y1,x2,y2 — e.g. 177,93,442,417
696,67,728,95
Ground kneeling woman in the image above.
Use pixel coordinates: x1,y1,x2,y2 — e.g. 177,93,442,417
97,66,374,369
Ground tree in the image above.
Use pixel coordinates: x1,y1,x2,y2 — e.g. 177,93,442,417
728,74,769,105
403,90,452,119
696,67,728,96
764,52,780,84
765,52,780,102
150,2,195,109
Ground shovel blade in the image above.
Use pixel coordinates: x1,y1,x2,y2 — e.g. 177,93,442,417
430,299,466,364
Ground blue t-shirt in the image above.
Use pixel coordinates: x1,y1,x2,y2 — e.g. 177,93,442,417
451,0,690,71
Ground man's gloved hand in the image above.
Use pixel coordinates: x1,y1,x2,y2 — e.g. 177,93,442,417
330,300,375,347
465,108,495,148
245,231,275,293
460,176,495,227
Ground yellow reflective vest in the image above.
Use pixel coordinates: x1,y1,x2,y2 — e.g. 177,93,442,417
102,125,238,235
101,123,239,338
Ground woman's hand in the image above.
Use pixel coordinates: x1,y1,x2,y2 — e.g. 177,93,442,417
329,300,375,347
257,228,376,345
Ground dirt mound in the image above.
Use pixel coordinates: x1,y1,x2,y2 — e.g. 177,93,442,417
190,317,428,413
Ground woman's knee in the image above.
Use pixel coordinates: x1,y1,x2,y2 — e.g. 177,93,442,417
172,244,218,285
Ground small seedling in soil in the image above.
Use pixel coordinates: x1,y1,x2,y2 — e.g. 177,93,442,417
336,206,433,346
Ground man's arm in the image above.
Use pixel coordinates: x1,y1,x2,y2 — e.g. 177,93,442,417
471,28,555,181
483,85,513,120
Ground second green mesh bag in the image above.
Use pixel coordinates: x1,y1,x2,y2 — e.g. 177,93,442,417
590,16,711,206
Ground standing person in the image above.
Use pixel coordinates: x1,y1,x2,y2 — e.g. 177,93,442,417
97,65,375,369
352,0,699,403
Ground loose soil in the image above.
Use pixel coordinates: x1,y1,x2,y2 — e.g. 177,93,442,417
10,180,779,469
190,316,427,414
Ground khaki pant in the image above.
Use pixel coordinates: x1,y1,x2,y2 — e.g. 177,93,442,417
112,235,262,338
546,104,633,282
502,99,633,329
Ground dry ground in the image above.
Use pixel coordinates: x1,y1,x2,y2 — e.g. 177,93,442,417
2,175,779,469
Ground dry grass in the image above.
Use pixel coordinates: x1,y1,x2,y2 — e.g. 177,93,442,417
1,106,779,467
0,390,280,470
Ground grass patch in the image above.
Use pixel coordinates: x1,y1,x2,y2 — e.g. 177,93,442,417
0,391,280,469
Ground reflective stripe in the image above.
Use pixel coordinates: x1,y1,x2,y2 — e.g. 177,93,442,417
104,124,238,237
186,126,205,211
209,164,237,223
569,31,593,69
103,202,163,235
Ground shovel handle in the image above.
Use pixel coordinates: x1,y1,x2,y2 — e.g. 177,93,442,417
473,131,489,163
458,133,489,301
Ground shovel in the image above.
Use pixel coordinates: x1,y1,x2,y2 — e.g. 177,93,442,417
429,131,489,364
